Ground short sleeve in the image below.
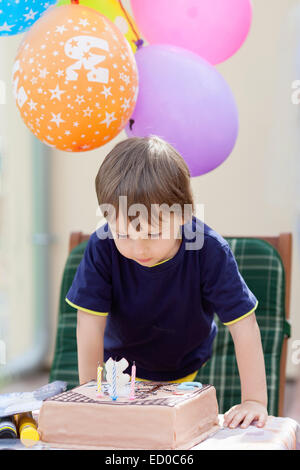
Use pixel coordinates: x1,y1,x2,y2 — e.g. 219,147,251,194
65,232,112,316
200,238,258,325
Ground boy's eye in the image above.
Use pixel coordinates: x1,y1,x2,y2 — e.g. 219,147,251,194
117,233,129,239
116,232,162,239
150,232,162,238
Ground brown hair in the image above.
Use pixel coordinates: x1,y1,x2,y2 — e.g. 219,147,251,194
95,135,194,228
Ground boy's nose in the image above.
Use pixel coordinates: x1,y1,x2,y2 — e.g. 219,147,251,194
133,239,150,258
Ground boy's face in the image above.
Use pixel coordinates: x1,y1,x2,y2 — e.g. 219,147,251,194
109,212,183,266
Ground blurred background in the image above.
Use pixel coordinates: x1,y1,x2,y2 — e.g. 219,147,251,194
0,0,299,422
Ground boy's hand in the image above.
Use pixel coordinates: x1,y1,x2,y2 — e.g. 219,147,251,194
223,400,268,429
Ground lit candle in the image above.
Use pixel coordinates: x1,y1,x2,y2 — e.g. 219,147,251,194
129,361,136,400
112,359,117,401
97,362,103,396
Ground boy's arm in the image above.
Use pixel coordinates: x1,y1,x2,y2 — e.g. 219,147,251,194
77,310,107,384
223,312,268,428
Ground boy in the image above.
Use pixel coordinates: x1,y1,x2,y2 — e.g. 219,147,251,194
66,136,268,429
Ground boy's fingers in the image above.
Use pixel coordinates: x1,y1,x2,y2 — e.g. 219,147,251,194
255,413,267,428
223,408,237,427
240,412,256,428
227,410,247,428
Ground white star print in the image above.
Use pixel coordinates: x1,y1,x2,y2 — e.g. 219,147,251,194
101,86,112,99
28,99,37,111
55,25,68,35
79,19,90,27
121,98,131,112
100,111,117,128
119,72,130,85
75,95,85,105
39,68,49,79
50,112,65,128
83,107,93,117
24,9,38,22
49,84,66,101
0,22,15,32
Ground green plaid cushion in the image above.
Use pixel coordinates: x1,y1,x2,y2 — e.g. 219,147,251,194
50,238,289,414
49,241,88,389
196,238,288,416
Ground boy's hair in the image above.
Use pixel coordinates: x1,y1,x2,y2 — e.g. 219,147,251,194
95,135,194,229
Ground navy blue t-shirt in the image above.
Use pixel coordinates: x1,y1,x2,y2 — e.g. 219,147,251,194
66,216,258,381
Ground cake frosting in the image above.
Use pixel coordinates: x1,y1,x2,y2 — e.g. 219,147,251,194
38,380,219,449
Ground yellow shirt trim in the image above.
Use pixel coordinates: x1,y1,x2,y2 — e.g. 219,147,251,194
65,298,109,317
222,300,258,326
102,362,207,383
149,240,182,267
149,257,171,267
136,370,198,384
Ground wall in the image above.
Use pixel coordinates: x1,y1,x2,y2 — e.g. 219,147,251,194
0,34,34,363
6,0,297,378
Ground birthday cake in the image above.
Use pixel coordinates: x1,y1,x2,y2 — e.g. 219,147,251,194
38,379,219,449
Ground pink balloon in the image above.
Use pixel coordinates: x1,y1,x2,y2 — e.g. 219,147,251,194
131,0,252,65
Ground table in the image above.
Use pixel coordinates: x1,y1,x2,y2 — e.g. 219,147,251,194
194,415,300,450
0,415,299,450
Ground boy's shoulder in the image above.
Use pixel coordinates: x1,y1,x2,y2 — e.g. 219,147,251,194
186,215,229,251
86,223,114,260
92,222,112,243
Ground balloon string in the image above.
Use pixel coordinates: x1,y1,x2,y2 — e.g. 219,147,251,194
118,0,144,49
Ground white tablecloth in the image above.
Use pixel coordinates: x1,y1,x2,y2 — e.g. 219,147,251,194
0,414,298,450
193,415,300,450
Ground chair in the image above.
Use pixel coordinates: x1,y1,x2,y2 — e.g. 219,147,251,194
49,231,292,416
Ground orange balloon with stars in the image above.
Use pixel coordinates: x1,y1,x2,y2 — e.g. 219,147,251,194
12,4,139,152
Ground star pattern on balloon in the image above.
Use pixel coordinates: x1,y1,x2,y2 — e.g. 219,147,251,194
0,0,57,36
13,4,139,151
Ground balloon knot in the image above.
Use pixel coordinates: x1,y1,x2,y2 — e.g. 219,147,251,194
134,39,144,50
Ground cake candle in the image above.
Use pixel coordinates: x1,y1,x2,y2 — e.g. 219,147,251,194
112,359,117,401
97,362,103,396
129,361,136,400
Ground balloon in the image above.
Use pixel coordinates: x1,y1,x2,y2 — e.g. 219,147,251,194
57,0,140,53
130,0,252,65
0,0,57,36
125,45,238,177
12,4,138,152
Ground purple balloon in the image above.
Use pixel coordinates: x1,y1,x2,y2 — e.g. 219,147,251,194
125,45,239,176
